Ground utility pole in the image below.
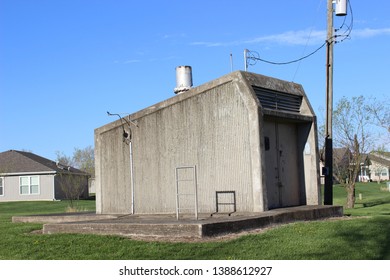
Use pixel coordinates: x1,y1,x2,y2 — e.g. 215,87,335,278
324,0,347,205
324,0,334,205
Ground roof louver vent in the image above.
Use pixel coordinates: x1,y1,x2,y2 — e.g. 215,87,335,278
253,86,302,113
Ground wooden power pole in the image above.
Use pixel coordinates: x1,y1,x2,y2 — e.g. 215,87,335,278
324,0,334,205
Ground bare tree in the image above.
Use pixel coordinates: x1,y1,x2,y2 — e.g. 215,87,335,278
333,96,372,208
57,172,88,210
55,146,94,210
72,146,95,177
332,148,352,184
56,146,94,177
55,151,74,166
365,96,390,146
319,95,388,208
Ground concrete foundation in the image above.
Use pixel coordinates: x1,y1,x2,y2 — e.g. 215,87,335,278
13,205,343,239
12,212,118,223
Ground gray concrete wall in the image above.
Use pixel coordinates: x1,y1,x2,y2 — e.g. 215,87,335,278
300,120,322,205
132,81,254,214
95,125,131,214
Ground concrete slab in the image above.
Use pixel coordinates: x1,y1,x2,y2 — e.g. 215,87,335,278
33,205,343,239
12,212,119,223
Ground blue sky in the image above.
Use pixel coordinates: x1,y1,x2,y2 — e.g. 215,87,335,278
1,0,389,161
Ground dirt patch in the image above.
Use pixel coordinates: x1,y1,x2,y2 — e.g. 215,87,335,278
28,229,43,235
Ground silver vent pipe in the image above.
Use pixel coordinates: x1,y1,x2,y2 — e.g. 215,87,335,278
174,66,193,94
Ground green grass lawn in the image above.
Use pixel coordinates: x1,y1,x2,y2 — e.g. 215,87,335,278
1,182,390,260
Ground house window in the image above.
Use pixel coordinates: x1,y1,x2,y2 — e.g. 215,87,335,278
0,177,3,196
20,176,40,195
375,168,388,177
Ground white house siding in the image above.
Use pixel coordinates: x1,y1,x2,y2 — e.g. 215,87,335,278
0,174,55,202
369,161,390,182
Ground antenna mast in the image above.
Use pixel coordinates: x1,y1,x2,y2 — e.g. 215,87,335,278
230,53,234,72
244,49,249,71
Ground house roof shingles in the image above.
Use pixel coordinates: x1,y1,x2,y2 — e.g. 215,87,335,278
369,153,390,167
0,150,88,175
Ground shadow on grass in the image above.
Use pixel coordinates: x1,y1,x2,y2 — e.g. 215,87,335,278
335,217,390,259
360,197,390,208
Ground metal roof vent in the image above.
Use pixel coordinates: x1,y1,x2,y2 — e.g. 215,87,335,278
174,66,193,94
253,86,302,113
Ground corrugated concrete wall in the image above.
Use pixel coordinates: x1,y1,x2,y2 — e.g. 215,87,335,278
95,71,321,215
132,81,254,214
95,125,131,214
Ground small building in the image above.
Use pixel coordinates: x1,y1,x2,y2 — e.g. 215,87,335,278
95,70,321,215
0,150,89,202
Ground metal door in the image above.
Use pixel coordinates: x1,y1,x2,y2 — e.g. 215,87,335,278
264,121,300,209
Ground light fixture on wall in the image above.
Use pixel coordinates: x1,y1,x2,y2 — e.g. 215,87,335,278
107,111,138,143
106,111,138,214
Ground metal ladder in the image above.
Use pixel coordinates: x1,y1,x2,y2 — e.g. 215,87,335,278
175,166,198,220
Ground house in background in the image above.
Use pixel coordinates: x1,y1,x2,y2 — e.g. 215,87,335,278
366,152,390,182
319,148,390,184
0,150,90,202
355,152,390,183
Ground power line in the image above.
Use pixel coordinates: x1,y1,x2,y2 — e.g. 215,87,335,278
245,0,354,69
335,0,353,44
246,41,327,66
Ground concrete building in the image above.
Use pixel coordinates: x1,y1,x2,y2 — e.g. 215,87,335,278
95,70,321,216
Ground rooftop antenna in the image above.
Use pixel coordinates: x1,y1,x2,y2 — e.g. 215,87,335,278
230,53,234,72
244,49,249,71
